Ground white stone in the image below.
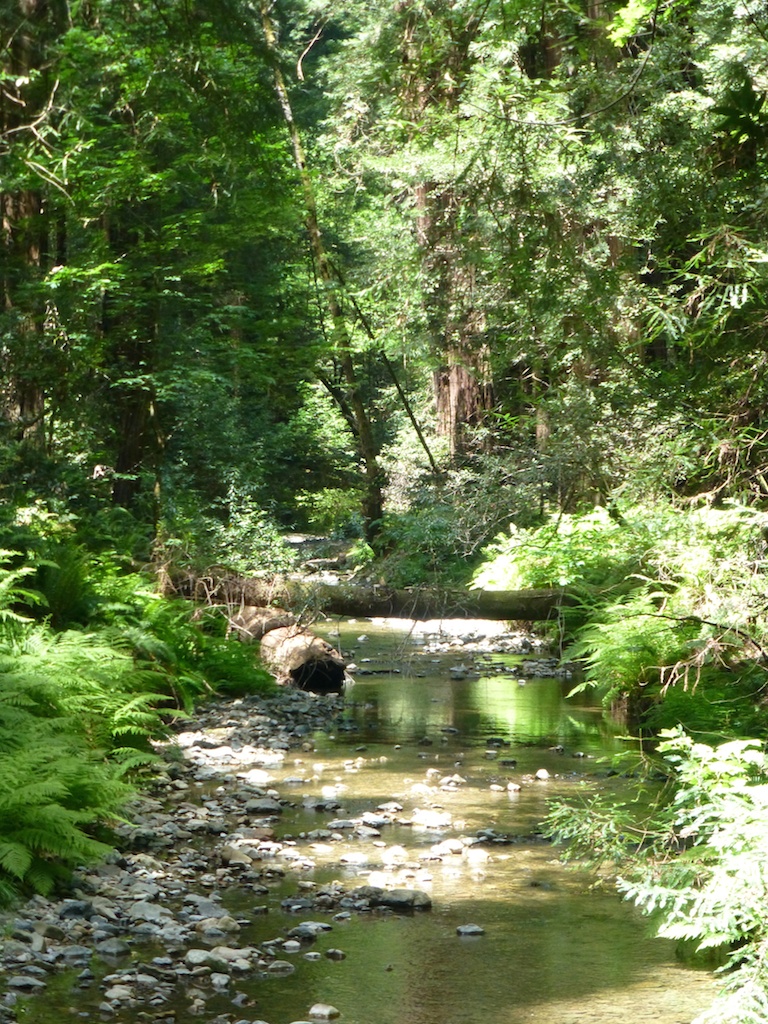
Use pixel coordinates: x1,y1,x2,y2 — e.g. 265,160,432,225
309,1003,341,1019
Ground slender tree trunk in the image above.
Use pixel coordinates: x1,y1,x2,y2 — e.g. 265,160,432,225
400,5,494,459
259,0,385,540
0,0,62,444
102,216,162,515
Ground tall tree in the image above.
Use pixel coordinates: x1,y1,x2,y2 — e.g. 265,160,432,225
259,0,386,538
1,0,68,447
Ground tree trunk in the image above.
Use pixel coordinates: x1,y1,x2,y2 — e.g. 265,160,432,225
260,1,385,540
0,1,62,445
401,8,495,458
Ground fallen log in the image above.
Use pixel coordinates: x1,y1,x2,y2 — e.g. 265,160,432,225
171,570,577,622
232,581,574,622
260,625,349,694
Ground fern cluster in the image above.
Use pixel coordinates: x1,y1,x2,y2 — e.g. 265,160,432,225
546,730,768,1024
0,726,131,901
473,500,768,731
0,521,275,905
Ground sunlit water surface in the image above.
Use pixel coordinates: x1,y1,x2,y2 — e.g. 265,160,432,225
17,618,716,1024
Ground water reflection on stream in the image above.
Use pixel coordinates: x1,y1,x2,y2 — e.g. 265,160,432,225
19,618,716,1024
257,617,715,1024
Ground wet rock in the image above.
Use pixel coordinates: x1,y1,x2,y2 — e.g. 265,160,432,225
411,808,452,828
377,801,402,813
379,889,432,911
457,923,486,936
245,797,284,815
194,915,241,937
127,901,174,924
59,899,94,919
56,944,93,963
287,921,333,940
7,976,47,991
347,885,431,911
221,844,254,866
309,1003,341,1019
95,937,131,957
266,959,296,974
431,838,464,856
103,983,134,1001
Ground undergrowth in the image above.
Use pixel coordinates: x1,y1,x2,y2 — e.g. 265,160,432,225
0,504,276,905
545,730,768,1024
472,500,768,733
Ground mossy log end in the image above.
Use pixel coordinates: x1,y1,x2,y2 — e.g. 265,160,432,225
222,580,574,622
260,625,348,694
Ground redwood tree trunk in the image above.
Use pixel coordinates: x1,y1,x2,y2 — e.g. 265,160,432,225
400,3,495,458
0,1,63,445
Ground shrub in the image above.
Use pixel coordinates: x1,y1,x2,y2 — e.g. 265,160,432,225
294,486,364,537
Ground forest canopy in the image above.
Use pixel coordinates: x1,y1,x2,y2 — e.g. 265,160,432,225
3,5,768,1011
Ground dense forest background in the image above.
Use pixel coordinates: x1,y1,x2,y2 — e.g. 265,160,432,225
4,1,768,1020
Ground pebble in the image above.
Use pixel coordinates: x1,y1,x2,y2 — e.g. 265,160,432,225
309,1003,341,1019
457,923,486,936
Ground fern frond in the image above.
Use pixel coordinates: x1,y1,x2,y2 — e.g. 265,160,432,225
0,841,33,880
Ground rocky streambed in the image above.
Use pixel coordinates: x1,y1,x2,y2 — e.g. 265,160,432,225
0,688,358,1023
0,621,716,1024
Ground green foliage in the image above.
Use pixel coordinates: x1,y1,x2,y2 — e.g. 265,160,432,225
472,500,768,734
546,729,768,1024
159,486,298,579
0,729,130,902
0,626,169,753
568,589,704,699
294,487,365,537
193,632,275,697
0,553,135,902
565,501,768,701
0,540,274,903
472,506,650,591
377,502,486,587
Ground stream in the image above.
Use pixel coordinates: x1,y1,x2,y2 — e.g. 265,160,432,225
3,617,716,1024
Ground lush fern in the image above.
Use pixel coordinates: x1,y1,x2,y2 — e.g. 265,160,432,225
476,502,768,725
0,548,46,632
0,627,170,747
471,506,654,591
0,713,132,902
102,594,274,707
34,541,95,628
567,589,705,700
0,538,275,906
196,632,275,696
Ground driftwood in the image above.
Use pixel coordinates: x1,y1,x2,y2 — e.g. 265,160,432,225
222,581,573,622
260,625,348,694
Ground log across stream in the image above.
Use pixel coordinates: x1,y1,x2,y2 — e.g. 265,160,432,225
220,579,575,622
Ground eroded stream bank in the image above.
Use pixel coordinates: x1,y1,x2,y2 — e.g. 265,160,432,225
1,618,715,1024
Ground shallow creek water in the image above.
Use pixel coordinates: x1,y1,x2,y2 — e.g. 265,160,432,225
14,618,716,1024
